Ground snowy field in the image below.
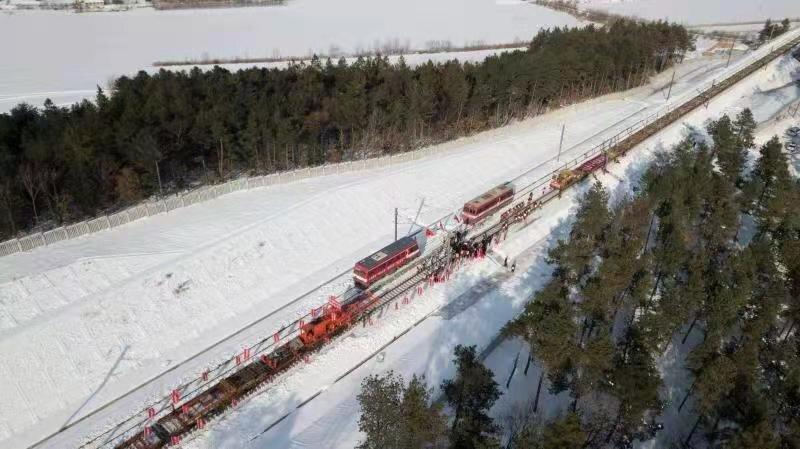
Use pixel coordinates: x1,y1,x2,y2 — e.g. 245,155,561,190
0,0,581,112
189,34,800,449
2,26,797,449
580,0,800,25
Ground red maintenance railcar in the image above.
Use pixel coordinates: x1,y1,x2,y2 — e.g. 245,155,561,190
353,236,420,289
461,182,515,225
550,153,607,190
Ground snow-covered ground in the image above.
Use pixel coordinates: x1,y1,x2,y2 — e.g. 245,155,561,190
185,34,800,449
0,0,581,112
2,28,797,449
580,0,800,25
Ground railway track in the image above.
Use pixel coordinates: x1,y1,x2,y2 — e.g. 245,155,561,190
52,30,800,449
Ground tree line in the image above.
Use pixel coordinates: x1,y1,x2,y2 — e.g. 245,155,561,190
0,19,693,239
355,110,800,448
760,18,792,43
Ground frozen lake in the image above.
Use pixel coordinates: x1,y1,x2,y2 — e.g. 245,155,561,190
0,0,580,112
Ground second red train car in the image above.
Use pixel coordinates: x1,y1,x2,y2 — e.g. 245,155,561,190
353,236,420,289
461,182,515,225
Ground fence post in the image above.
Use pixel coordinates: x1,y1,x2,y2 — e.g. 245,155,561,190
16,239,22,252
105,214,111,229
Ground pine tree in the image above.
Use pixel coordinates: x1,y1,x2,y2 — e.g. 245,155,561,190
442,345,502,449
505,279,578,393
357,372,405,449
357,371,447,449
514,412,585,449
401,375,448,449
748,136,793,236
708,114,746,185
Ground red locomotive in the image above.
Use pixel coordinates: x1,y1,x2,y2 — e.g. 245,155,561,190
461,182,515,225
353,236,420,289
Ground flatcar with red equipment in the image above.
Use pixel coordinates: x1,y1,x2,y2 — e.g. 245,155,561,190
550,153,607,190
353,236,420,289
461,182,515,225
115,292,371,449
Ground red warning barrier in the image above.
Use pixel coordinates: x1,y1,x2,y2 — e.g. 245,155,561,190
235,355,241,366
202,370,209,381
231,398,238,407
171,389,180,404
299,319,305,329
243,347,251,361
403,296,409,305
261,355,277,369
328,295,341,310
147,407,156,419
170,435,181,445
311,307,318,318
274,332,280,343
196,417,205,430
181,404,190,415
144,426,152,438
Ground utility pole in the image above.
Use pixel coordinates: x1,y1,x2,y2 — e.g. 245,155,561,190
557,124,566,162
155,160,163,197
394,207,398,242
666,69,676,101
766,46,774,71
705,79,715,109
725,37,735,68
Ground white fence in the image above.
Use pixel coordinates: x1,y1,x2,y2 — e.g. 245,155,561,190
0,147,436,258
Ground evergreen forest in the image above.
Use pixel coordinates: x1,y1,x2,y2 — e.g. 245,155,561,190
0,20,692,239
356,111,800,448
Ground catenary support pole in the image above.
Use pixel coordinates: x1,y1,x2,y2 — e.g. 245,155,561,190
725,37,735,68
557,123,565,162
394,207,398,242
666,69,676,101
155,160,163,197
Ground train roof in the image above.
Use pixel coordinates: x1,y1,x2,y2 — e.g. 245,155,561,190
356,235,418,270
464,182,513,209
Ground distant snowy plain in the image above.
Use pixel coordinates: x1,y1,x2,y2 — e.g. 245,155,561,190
0,0,581,112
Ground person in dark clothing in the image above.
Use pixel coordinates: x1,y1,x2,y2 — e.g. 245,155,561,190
503,256,508,267
510,261,516,273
